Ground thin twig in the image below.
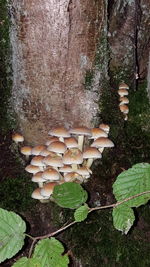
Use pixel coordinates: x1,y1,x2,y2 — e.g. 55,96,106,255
89,190,150,213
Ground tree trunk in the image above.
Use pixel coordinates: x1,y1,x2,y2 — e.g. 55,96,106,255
10,0,106,144
10,0,150,145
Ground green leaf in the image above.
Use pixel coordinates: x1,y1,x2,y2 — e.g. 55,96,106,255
0,208,26,263
12,257,41,267
113,163,150,207
74,204,89,222
33,238,69,267
112,204,135,234
53,182,88,209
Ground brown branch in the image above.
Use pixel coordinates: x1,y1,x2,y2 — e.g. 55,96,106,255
89,190,150,213
28,190,150,257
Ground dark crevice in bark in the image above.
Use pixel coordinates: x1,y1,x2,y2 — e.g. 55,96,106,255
107,0,142,90
133,0,142,90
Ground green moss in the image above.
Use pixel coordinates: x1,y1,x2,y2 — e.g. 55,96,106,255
84,70,94,90
0,173,35,212
0,0,17,134
109,65,134,88
64,209,150,266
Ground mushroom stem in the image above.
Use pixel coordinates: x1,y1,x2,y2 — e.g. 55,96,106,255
98,148,104,153
59,137,64,142
38,182,44,188
78,135,84,151
25,155,30,161
59,173,64,180
86,158,94,168
72,164,78,171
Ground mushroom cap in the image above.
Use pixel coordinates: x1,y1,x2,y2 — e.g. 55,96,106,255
20,146,32,156
59,165,73,173
42,168,60,181
43,155,64,167
99,124,110,133
119,104,129,114
119,96,129,105
31,188,49,200
39,149,53,157
62,148,83,165
69,127,92,136
45,136,59,146
64,137,78,148
83,147,102,159
91,137,114,148
25,164,41,174
48,127,70,138
64,172,82,182
32,145,47,155
90,128,108,139
76,166,92,176
12,133,24,143
32,172,46,183
118,89,129,97
40,182,57,197
31,155,45,167
47,141,67,154
119,83,129,89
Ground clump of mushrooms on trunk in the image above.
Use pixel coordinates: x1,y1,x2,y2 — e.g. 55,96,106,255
12,125,114,203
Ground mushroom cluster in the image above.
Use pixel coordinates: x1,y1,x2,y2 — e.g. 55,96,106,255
12,125,114,203
118,83,129,120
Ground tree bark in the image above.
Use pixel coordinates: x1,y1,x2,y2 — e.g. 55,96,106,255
10,0,106,144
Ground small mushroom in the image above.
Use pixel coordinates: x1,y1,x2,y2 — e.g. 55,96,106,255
91,137,114,153
31,188,49,203
45,136,59,146
62,148,83,171
119,83,129,90
42,167,61,182
64,137,78,148
83,147,102,168
119,96,129,105
90,128,108,139
118,89,129,97
47,141,67,155
64,172,83,183
20,146,32,160
25,164,41,174
32,145,47,156
48,127,70,142
32,171,46,188
76,166,92,180
30,155,46,171
98,124,110,134
43,154,64,169
12,133,24,144
119,104,129,114
40,182,58,198
69,127,91,151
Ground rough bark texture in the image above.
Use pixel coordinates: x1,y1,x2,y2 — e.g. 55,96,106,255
138,0,150,99
108,0,150,91
108,0,138,86
138,0,150,82
10,0,105,144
